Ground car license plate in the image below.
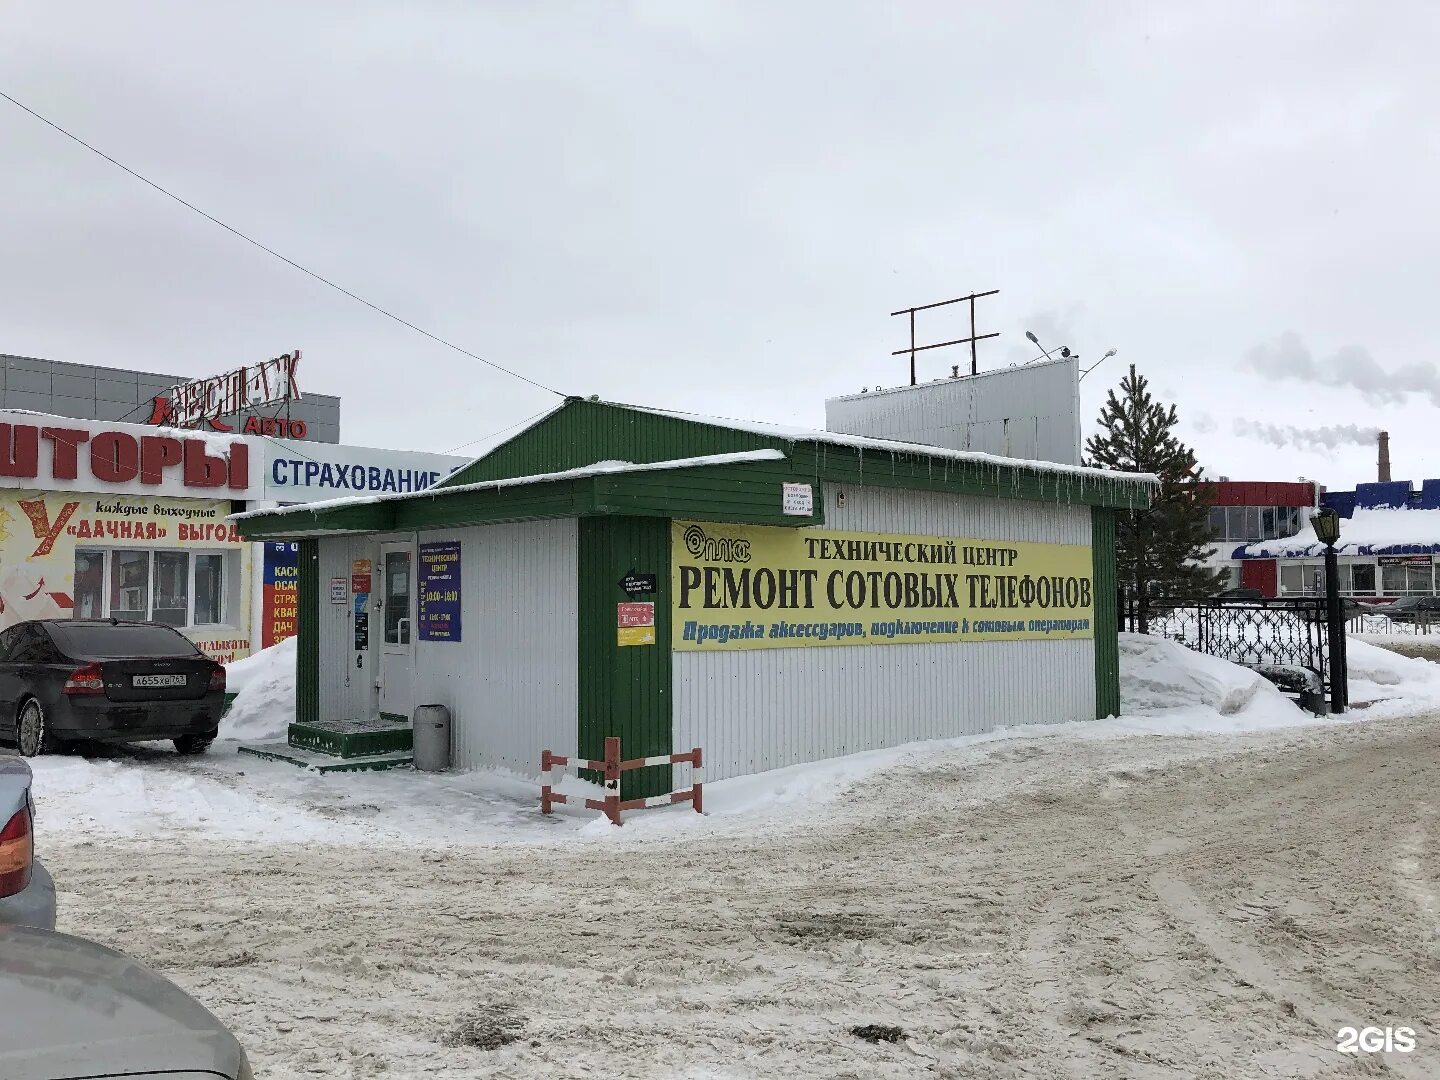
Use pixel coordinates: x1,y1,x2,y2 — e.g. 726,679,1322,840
132,674,186,688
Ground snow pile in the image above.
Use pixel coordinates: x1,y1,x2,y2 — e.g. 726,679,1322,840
1345,636,1440,713
222,637,297,741
1239,506,1440,558
1118,632,1304,724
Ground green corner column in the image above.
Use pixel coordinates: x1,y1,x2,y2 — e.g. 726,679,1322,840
577,517,674,800
1091,509,1121,719
295,539,321,727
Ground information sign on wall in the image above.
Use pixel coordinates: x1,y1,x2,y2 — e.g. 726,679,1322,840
261,542,300,648
418,541,462,642
782,482,814,516
616,600,655,647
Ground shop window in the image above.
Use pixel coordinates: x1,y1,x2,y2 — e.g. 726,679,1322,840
1388,562,1433,596
194,553,225,625
1226,507,1245,541
112,551,151,621
1280,563,1303,595
1260,508,1276,540
1281,563,1324,595
74,550,106,620
1412,563,1434,595
1279,506,1303,538
1208,507,1226,538
1351,563,1377,596
77,548,231,626
1381,562,1432,596
152,552,190,627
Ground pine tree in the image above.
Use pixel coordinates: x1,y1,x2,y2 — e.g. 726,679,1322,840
1085,364,1226,629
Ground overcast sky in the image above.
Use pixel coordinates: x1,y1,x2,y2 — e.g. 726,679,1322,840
4,2,1437,487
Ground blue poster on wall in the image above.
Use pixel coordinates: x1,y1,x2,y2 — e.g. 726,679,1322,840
418,541,462,642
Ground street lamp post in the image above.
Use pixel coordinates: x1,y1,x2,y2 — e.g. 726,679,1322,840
1310,508,1347,713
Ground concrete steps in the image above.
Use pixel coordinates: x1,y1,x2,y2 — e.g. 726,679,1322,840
237,716,414,773
237,741,414,773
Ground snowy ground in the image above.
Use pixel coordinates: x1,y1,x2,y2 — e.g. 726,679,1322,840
17,635,1440,1078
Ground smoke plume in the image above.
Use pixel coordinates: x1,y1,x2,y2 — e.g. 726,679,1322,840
1232,418,1382,451
1247,331,1440,406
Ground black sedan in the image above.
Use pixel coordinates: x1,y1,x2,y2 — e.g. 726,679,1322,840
0,619,226,757
1375,595,1440,623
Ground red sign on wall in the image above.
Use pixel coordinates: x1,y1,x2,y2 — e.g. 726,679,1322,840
617,602,655,628
0,422,249,491
351,559,372,595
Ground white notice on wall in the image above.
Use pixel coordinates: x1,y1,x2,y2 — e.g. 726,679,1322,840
782,482,814,516
330,577,347,604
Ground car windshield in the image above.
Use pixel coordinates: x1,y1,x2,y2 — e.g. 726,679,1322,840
47,622,201,659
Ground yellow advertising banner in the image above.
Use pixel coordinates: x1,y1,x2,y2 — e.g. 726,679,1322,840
673,520,1094,651
0,490,253,663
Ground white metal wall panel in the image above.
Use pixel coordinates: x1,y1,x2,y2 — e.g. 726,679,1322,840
824,356,1082,466
827,485,1089,544
412,519,578,774
316,535,372,725
674,487,1095,782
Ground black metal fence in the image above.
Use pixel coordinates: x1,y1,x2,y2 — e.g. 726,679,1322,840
1121,596,1331,704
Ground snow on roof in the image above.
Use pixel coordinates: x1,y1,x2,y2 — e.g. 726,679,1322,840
622,403,1158,486
1237,507,1440,558
231,449,787,520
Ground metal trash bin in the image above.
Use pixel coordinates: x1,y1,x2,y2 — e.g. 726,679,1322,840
412,704,452,772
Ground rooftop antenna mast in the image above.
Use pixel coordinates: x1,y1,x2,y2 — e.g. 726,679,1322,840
891,289,999,386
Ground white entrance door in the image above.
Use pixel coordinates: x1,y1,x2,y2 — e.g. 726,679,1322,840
376,542,415,724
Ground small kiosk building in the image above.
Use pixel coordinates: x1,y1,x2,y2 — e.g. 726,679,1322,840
234,398,1155,795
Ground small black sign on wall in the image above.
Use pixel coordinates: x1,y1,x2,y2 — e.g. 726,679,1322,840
619,570,657,596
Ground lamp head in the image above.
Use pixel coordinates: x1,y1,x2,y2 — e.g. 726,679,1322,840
1310,508,1341,546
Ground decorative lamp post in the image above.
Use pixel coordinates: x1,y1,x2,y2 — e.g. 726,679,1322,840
1310,508,1347,713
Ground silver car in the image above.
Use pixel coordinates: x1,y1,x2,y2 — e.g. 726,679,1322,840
0,924,253,1079
0,755,56,929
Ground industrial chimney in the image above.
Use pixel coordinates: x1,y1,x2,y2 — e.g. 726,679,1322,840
1378,430,1391,483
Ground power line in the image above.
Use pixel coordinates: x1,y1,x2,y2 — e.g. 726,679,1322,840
0,89,565,399
439,406,556,456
